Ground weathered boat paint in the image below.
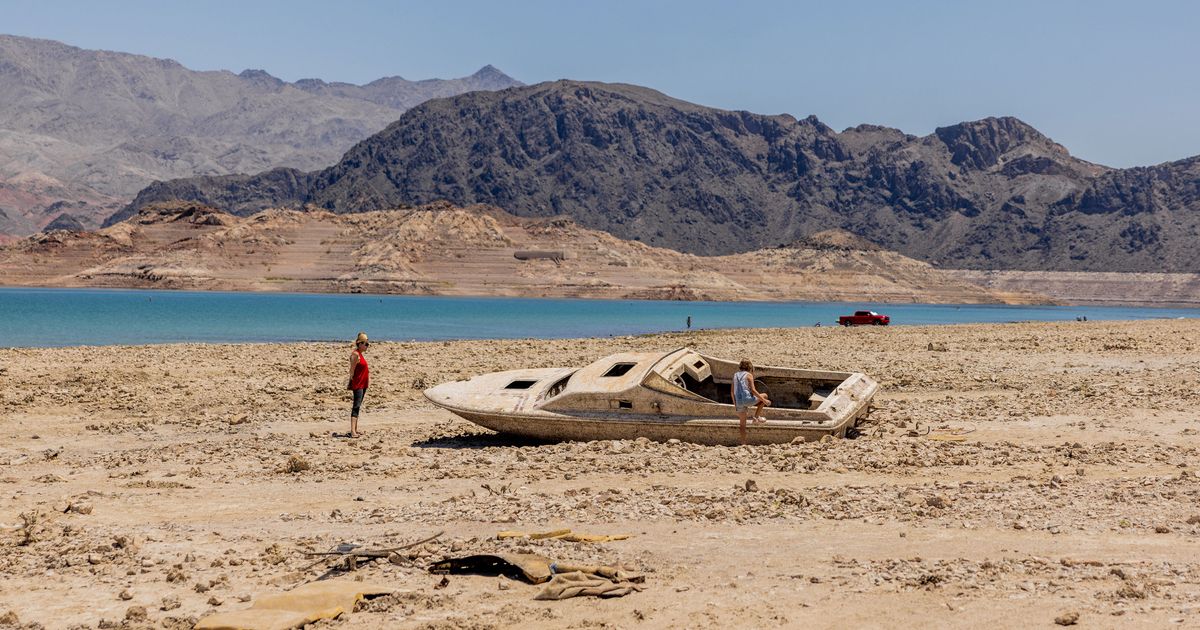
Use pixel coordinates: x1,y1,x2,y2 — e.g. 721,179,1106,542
424,348,878,446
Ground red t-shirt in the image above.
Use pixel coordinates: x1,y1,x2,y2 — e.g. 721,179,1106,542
349,351,369,390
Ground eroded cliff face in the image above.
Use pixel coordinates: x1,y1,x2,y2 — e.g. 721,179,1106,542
117,80,1200,272
4,201,1036,304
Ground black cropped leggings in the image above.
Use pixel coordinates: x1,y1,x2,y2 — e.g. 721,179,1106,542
351,388,366,418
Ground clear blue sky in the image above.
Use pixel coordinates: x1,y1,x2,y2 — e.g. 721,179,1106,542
4,0,1196,167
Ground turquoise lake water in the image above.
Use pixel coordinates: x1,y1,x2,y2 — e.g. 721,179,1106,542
1,287,1197,347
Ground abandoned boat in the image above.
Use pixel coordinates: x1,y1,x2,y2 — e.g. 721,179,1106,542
423,348,878,446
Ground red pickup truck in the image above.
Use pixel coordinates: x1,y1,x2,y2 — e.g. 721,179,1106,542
838,310,890,326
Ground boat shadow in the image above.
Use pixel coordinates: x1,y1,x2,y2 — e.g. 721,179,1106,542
411,431,551,450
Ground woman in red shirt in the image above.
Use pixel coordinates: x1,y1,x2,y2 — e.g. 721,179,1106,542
347,331,370,437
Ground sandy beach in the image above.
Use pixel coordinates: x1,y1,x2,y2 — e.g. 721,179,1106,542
2,319,1199,629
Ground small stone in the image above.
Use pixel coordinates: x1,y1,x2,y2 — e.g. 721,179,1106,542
159,596,181,611
1054,611,1079,626
124,606,147,621
118,589,133,601
1155,525,1171,534
925,494,951,509
1187,515,1200,525
236,593,252,603
744,479,758,492
387,552,404,565
0,611,19,625
88,553,104,565
207,596,223,606
498,579,510,590
194,581,210,593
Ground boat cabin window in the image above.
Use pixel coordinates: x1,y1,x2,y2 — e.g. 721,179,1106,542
602,363,637,377
693,360,705,369
617,400,632,409
543,372,574,399
504,379,538,390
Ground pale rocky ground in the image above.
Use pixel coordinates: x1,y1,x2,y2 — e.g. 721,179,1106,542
1,320,1199,629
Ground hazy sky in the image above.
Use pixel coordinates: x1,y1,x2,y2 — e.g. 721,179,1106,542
4,0,1196,167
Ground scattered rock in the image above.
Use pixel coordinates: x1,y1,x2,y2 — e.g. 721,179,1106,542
925,494,951,509
124,606,147,622
284,455,311,473
1054,611,1079,626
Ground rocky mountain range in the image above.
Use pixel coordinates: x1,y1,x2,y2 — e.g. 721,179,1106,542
0,201,1035,304
120,81,1200,272
0,34,520,236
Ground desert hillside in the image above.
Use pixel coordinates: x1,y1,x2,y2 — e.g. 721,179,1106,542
122,80,1200,273
949,269,1200,307
0,202,1041,304
0,34,520,236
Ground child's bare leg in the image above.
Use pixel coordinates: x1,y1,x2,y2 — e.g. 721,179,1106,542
754,396,769,422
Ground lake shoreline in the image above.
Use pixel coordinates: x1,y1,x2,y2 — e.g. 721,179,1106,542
3,286,1199,348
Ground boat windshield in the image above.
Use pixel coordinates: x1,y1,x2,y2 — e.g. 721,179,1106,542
542,371,575,400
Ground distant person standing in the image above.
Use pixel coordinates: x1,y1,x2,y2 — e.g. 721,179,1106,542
686,315,692,330
346,332,370,438
732,358,771,444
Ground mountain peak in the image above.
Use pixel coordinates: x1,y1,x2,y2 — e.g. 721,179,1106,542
934,116,1063,169
466,64,522,88
237,68,284,87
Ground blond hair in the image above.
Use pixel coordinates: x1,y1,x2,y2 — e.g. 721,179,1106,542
738,359,753,371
